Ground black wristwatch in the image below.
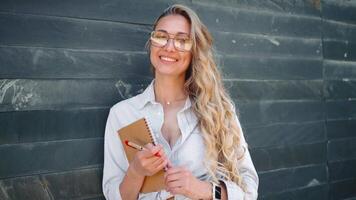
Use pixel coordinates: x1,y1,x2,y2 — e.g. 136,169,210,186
211,182,222,200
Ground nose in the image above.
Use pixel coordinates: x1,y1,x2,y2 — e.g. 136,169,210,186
163,38,176,52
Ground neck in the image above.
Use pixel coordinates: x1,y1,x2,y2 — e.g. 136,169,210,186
154,75,187,105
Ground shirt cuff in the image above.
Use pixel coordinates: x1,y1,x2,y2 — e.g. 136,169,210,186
103,180,123,200
220,179,244,200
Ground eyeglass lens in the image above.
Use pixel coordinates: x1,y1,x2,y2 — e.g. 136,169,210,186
150,31,192,51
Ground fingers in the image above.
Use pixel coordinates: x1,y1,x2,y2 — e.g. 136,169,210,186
165,167,186,186
132,143,170,176
169,188,183,196
151,157,169,173
141,155,168,176
142,143,164,158
166,160,173,169
164,166,185,186
165,166,185,176
165,171,182,183
164,166,192,195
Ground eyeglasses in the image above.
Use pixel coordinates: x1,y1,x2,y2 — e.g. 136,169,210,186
150,30,193,52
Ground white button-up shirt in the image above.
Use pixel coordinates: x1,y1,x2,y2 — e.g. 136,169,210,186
102,80,259,200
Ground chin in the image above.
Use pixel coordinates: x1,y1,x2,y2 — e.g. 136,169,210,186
155,69,177,77
155,67,185,77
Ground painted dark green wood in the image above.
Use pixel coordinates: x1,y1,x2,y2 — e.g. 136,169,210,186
324,60,356,80
238,101,324,126
323,40,356,61
245,121,325,148
326,100,356,120
260,184,328,200
321,0,356,23
0,138,103,178
0,13,150,51
0,46,151,79
329,179,356,200
0,108,109,144
329,159,356,182
192,0,321,16
325,80,356,99
221,56,323,80
193,4,322,38
327,119,356,139
213,31,322,58
0,176,51,200
43,168,103,199
251,142,326,171
226,80,323,101
328,138,356,162
0,79,149,112
258,164,327,195
0,0,190,25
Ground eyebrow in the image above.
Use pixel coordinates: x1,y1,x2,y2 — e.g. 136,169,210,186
156,29,190,35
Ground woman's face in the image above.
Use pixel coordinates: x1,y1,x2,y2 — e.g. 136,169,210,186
150,14,192,79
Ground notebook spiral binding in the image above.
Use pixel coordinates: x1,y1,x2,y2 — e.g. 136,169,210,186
144,117,158,145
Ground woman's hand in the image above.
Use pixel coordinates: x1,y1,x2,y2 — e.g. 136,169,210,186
164,166,212,200
129,143,169,177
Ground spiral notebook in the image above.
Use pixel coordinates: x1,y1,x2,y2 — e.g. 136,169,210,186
117,117,165,193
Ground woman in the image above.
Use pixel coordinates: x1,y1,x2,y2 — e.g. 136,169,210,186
103,4,258,200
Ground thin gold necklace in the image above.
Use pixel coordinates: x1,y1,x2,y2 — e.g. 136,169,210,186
164,97,187,105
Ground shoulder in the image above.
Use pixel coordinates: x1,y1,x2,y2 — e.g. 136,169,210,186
110,94,140,113
107,80,154,129
110,91,144,116
110,81,152,114
107,93,145,129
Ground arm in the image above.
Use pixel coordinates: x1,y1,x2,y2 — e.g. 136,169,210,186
102,109,169,200
219,116,259,200
119,165,145,200
102,109,126,200
120,144,168,199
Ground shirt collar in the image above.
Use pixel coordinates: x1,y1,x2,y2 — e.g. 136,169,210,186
136,79,192,111
136,79,156,110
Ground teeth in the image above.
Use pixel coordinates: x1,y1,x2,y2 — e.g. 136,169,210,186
160,56,176,62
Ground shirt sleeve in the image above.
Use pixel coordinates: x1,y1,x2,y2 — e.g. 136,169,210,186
219,115,259,200
102,108,127,200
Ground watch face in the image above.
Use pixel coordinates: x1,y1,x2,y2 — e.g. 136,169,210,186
215,185,222,199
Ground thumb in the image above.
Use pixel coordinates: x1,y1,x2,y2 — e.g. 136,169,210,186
166,160,173,169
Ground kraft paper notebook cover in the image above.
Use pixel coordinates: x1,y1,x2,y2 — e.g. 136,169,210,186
117,118,165,193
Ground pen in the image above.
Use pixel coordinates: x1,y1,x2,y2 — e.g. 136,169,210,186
124,140,161,158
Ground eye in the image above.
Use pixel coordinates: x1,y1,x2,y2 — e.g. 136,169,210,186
175,37,192,50
151,31,169,46
176,37,188,42
175,38,185,46
153,31,168,39
155,34,167,39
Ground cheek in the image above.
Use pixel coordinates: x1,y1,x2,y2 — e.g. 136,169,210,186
149,48,159,66
149,46,155,58
182,53,192,68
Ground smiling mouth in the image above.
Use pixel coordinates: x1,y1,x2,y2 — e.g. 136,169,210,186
160,56,178,62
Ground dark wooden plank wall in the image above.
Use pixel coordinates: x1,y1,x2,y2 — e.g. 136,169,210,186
0,0,354,199
322,0,356,199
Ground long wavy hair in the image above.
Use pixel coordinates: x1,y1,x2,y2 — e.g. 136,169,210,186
149,4,246,188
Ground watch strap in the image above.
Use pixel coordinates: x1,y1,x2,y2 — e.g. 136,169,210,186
211,181,222,200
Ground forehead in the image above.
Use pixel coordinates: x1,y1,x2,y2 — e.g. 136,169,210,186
155,14,191,35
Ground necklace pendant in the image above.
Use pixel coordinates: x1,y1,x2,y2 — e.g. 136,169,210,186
166,101,171,105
